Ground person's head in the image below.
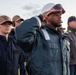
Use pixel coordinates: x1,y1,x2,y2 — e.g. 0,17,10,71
41,3,65,28
0,15,13,36
12,15,24,28
68,16,76,29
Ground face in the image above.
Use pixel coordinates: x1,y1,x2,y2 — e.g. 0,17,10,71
0,22,12,35
15,19,23,28
46,11,63,28
69,21,76,29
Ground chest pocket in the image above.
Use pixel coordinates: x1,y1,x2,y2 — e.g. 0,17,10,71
10,42,20,62
13,50,20,54
13,49,20,63
41,29,61,61
41,29,59,49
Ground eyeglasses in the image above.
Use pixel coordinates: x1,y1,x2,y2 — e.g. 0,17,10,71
47,11,62,16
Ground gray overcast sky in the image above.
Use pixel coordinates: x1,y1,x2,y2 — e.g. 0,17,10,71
0,0,76,30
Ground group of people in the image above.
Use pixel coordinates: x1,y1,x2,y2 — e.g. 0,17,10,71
0,2,76,75
0,15,26,75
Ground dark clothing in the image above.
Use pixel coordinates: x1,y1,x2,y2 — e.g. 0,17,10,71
0,35,26,75
66,26,76,75
16,17,70,75
66,27,76,65
9,28,27,75
9,28,29,62
70,65,76,75
9,28,15,36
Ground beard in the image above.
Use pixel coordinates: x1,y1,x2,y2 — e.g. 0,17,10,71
53,24,61,27
51,21,62,27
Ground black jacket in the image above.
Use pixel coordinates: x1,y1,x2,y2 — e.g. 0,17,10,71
66,26,76,65
0,35,26,75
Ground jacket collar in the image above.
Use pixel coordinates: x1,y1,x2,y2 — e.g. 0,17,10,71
68,26,76,34
43,24,66,39
0,35,13,42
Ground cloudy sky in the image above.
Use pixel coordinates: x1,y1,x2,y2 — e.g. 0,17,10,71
0,0,76,30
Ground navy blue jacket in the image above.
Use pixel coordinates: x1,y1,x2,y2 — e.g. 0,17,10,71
0,35,26,75
16,17,70,75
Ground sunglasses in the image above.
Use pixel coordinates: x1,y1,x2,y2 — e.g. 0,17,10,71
47,11,62,16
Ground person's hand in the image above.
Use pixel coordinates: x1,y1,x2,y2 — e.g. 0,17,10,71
41,10,52,20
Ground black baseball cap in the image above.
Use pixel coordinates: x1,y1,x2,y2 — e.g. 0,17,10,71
68,16,76,24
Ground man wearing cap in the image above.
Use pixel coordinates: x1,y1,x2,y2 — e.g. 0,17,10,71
12,15,24,29
66,16,76,75
16,3,70,75
0,15,26,75
10,15,27,75
9,15,24,36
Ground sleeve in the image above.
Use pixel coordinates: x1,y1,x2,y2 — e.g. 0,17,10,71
16,17,41,52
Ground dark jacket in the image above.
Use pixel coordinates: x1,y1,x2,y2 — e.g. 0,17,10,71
16,17,70,75
9,28,30,62
9,28,27,74
66,26,76,65
0,35,26,75
9,28,15,36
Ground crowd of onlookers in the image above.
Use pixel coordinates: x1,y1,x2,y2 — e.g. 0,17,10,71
0,2,76,75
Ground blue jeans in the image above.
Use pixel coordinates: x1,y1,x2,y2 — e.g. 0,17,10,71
70,65,76,75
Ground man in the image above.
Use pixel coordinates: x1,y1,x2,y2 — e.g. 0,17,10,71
66,16,76,75
10,15,27,75
16,3,70,75
0,15,26,75
9,15,24,36
12,15,24,29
